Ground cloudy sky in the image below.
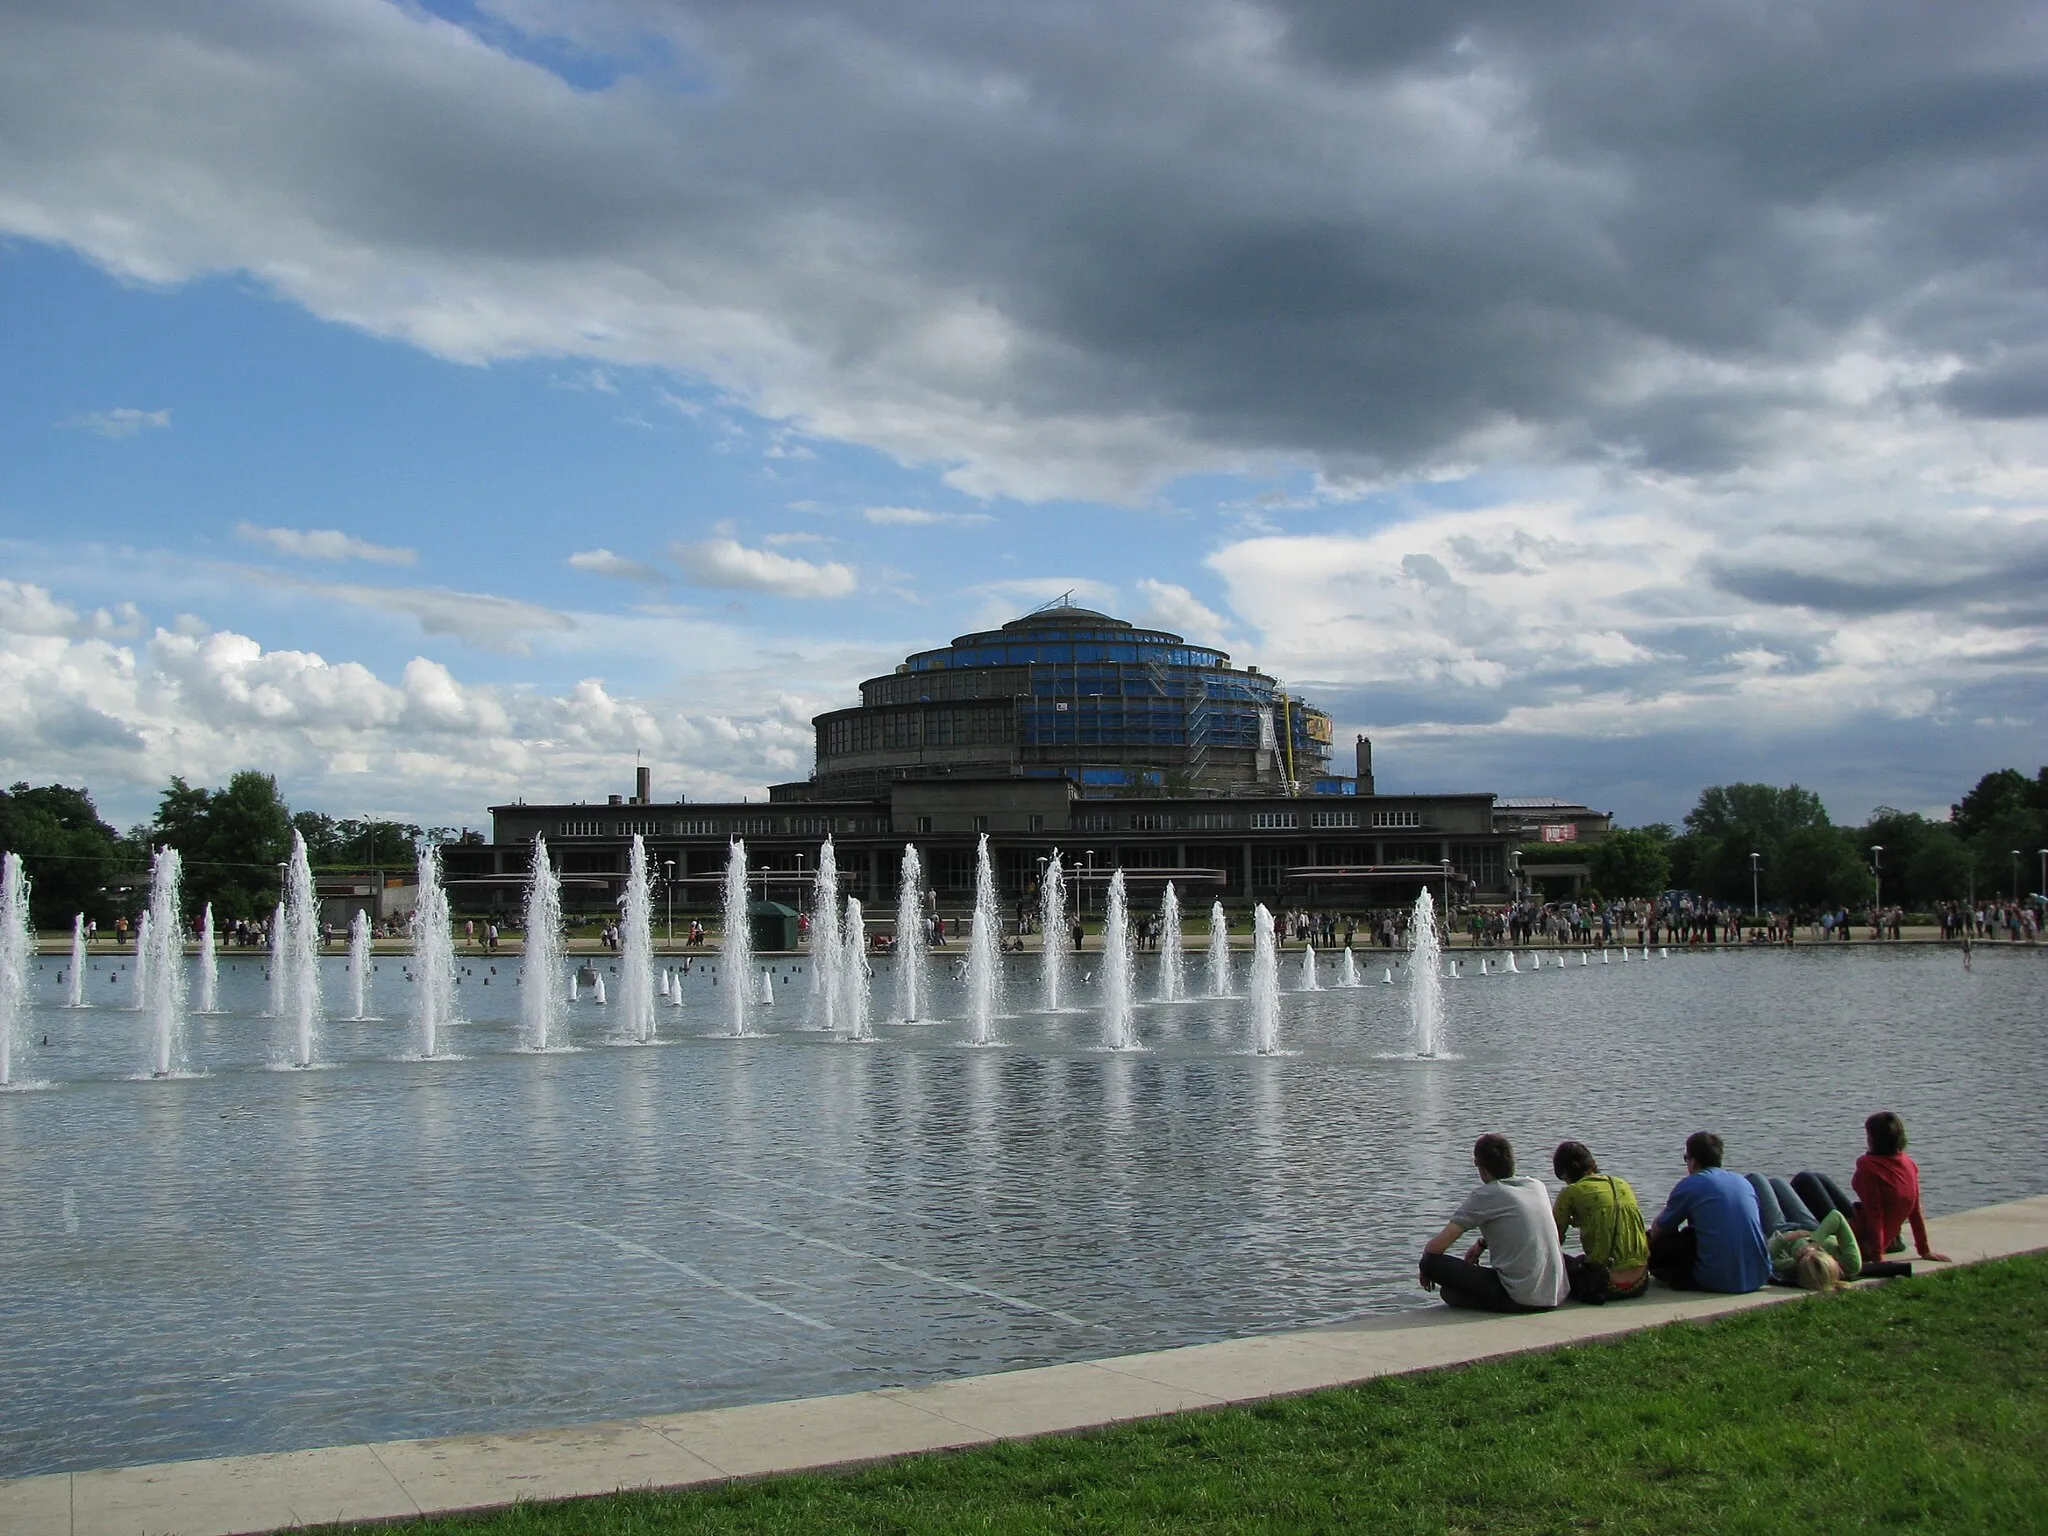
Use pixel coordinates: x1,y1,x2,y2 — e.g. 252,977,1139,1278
3,0,2044,831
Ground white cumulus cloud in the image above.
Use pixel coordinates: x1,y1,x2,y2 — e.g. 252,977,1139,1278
673,538,857,599
862,506,993,527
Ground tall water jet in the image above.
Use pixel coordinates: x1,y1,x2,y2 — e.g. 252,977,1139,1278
1101,868,1138,1050
758,968,775,1007
810,839,841,1031
1337,946,1358,987
721,840,753,1037
68,914,88,1008
964,834,1003,1045
841,896,873,1041
347,910,371,1021
131,911,150,1012
0,853,33,1085
196,904,218,1014
896,844,927,1022
1207,901,1231,997
266,903,285,1018
411,843,456,1056
617,835,656,1044
1504,950,1519,973
143,845,187,1076
1409,887,1445,1057
1248,903,1281,1055
1157,881,1185,1002
521,835,566,1051
1040,850,1069,1010
281,830,322,1067
1299,944,1320,991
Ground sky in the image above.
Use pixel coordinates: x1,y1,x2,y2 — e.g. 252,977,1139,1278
2,0,2045,833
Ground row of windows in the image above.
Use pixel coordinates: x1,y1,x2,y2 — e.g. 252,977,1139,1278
1308,810,1358,828
910,641,1230,670
1251,811,1298,829
1372,809,1423,828
821,702,1013,757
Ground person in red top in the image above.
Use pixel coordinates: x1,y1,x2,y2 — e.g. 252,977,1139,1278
1850,1111,1949,1264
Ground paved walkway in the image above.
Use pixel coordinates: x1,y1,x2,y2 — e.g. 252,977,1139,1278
8,1194,2046,1536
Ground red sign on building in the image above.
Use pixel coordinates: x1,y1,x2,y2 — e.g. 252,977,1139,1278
1539,823,1579,843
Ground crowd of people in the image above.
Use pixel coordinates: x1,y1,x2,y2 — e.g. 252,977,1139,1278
1419,1112,1947,1313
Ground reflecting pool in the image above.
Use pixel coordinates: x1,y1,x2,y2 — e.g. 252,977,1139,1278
0,943,2040,1475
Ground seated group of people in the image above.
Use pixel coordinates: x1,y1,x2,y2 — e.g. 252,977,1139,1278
1419,1112,1948,1313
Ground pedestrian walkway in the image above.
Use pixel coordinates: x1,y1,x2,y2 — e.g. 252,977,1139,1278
7,1194,2045,1536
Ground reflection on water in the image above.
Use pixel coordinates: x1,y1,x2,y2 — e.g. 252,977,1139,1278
0,944,2042,1475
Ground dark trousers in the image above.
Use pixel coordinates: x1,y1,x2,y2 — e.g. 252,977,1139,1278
1792,1171,1855,1223
1420,1252,1551,1313
1648,1225,1700,1290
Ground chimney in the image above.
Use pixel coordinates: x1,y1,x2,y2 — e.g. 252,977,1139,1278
607,794,623,806
636,764,652,805
1355,734,1376,797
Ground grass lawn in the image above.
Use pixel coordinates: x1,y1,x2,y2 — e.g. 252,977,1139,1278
335,1253,2048,1534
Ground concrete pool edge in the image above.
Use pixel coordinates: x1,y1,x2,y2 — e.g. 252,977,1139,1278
8,1192,2046,1536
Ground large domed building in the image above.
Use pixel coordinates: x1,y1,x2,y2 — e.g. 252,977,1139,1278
795,599,1336,801
473,601,1529,915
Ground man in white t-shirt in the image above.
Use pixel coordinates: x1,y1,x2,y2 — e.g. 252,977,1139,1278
1419,1134,1569,1312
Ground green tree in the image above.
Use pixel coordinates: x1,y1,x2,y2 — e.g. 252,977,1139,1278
1681,783,1847,908
1588,828,1671,898
0,782,129,928
154,771,294,919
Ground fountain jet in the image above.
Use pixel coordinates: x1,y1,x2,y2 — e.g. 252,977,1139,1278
411,843,456,1056
722,840,753,1037
131,911,150,1012
144,845,187,1076
1207,901,1230,997
1409,887,1445,1057
1040,850,1068,1011
811,839,841,1032
68,914,88,1008
896,845,927,1022
1248,903,1281,1055
521,836,566,1050
842,897,872,1041
1102,869,1138,1051
347,910,372,1021
281,830,322,1067
0,853,34,1085
965,834,1003,1046
618,835,657,1044
196,904,218,1014
1157,881,1184,1002
1299,944,1320,991
1338,946,1358,987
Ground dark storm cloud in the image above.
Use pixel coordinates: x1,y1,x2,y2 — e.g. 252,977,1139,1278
3,0,2043,493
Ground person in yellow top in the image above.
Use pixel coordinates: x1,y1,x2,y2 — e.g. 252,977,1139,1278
1551,1141,1651,1302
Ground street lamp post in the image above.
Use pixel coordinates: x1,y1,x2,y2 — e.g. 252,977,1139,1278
1507,849,1521,904
663,859,675,947
1870,845,1883,919
2038,849,2047,912
2014,850,2023,903
1084,850,1095,944
1750,851,1760,918
1439,859,1452,936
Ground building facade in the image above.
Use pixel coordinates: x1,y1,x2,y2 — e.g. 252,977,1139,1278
792,600,1340,801
457,605,1525,920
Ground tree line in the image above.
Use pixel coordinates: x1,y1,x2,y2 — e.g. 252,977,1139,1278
0,771,479,927
1562,768,2048,909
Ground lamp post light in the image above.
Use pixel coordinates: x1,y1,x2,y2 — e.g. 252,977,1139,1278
2038,849,2046,912
1749,851,1761,918
1439,859,1452,935
663,859,675,947
1084,850,1095,941
2014,850,2024,903
1870,845,1883,916
1507,848,1521,903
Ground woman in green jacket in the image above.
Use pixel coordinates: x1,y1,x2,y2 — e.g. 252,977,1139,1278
1552,1141,1651,1301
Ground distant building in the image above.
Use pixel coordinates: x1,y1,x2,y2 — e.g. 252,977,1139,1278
791,599,1340,801
453,604,1534,918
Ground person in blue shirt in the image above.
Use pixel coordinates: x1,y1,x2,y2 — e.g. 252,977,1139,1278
1647,1130,1771,1293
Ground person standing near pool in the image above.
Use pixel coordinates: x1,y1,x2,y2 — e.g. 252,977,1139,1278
1647,1131,1770,1293
1418,1134,1568,1313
